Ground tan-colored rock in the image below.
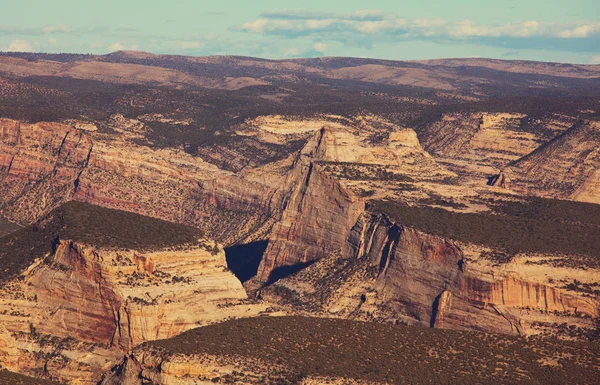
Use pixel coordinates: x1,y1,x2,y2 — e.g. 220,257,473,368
0,118,278,244
266,210,599,337
0,239,266,384
507,120,600,203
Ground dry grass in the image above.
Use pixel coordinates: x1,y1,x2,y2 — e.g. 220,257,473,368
149,316,600,384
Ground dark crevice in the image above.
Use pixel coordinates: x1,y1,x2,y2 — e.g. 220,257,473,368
430,292,444,328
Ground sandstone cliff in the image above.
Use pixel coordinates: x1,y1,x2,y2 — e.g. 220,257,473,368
0,118,278,245
506,119,600,203
0,237,264,384
265,210,599,337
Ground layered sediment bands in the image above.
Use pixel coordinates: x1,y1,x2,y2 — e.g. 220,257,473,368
0,118,93,223
345,213,464,325
459,274,597,316
0,240,262,384
0,118,278,244
344,212,599,334
507,119,600,203
255,129,365,283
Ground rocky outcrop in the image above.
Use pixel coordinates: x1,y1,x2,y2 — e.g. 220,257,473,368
507,119,600,203
487,171,510,188
0,119,93,223
0,118,278,244
100,349,385,385
267,210,599,336
254,129,365,283
418,112,559,183
354,212,598,332
0,239,265,384
99,350,293,385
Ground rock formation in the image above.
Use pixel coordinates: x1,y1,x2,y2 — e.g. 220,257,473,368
0,118,278,244
265,210,599,337
507,120,600,203
0,234,265,384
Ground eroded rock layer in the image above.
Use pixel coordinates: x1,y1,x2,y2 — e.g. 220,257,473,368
0,118,278,244
0,238,264,384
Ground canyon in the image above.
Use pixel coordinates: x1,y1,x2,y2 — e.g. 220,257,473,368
0,52,598,384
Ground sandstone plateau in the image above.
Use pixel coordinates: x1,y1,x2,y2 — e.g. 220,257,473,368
0,51,598,384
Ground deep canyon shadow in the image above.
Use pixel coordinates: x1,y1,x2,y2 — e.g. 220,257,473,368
224,240,268,283
266,261,316,286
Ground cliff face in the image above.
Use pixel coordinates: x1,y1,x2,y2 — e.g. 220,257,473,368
266,210,599,336
0,118,278,244
506,120,600,203
0,239,264,384
99,351,295,385
350,211,598,333
254,129,366,283
0,119,93,223
100,349,385,385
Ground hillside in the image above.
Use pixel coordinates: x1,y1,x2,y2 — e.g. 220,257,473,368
101,316,600,385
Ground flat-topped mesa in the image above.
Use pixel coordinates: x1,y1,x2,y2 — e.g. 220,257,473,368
343,210,599,334
0,202,265,384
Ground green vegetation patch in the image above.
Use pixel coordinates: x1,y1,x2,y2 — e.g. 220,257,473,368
0,201,203,281
149,316,600,384
370,199,600,263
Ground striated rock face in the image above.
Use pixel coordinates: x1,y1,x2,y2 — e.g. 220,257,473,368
254,129,366,283
100,349,385,385
0,118,278,244
417,112,566,185
0,118,93,223
420,113,534,162
507,119,600,203
350,211,598,332
267,209,599,336
0,239,264,384
99,350,294,385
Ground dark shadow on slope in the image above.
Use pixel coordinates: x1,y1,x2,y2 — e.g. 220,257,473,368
266,260,316,286
224,240,268,283
0,215,20,238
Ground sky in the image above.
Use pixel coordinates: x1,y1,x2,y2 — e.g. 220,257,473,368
0,0,599,63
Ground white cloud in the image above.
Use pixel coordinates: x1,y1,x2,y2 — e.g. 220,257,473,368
239,11,600,41
312,42,327,53
108,42,126,51
42,24,71,34
108,42,139,52
283,47,300,57
241,19,270,33
6,39,33,52
590,55,600,64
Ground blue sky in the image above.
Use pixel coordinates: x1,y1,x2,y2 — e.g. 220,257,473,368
1,0,599,63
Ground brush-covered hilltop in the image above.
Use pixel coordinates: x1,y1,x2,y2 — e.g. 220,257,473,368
0,51,599,384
